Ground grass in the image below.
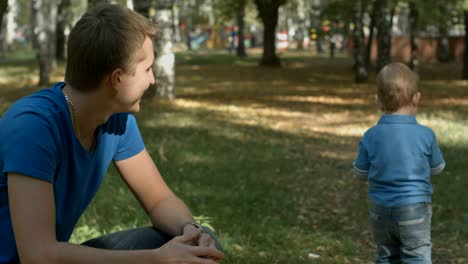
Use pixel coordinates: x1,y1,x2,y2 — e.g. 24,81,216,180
1,48,467,263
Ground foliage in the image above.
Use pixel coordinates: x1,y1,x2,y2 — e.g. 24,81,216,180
1,50,467,263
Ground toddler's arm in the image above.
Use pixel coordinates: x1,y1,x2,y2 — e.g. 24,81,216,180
353,161,368,181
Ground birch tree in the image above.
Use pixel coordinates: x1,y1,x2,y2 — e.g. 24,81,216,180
32,0,57,85
153,0,176,99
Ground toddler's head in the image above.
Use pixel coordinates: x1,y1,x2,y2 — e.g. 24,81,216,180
376,63,420,114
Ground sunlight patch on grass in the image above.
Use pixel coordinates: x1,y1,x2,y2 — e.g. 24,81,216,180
319,150,356,161
269,95,367,105
172,98,380,138
435,98,468,107
419,114,468,145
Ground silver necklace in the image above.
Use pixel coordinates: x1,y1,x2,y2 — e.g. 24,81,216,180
62,88,81,139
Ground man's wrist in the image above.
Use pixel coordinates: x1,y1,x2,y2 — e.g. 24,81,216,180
180,221,202,235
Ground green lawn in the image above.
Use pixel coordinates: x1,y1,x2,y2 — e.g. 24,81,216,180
1,49,467,263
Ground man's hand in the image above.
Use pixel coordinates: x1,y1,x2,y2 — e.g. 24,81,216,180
154,228,224,263
182,224,217,250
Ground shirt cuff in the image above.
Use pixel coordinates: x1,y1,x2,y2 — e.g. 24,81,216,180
431,161,446,175
353,161,368,181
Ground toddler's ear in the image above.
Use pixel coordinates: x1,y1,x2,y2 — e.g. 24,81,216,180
375,96,385,111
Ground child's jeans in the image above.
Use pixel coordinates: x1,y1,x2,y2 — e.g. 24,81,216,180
370,202,432,264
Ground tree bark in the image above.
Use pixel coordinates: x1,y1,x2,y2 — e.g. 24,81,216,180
0,0,9,53
0,1,7,27
375,0,391,72
87,0,110,9
296,0,306,50
133,0,151,17
153,1,175,99
1,0,18,53
353,0,368,83
56,0,70,61
365,0,378,70
32,0,57,85
183,0,192,50
436,2,450,62
409,0,418,71
254,0,285,67
463,10,468,79
236,4,246,57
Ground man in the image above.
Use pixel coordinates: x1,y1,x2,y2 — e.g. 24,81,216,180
0,4,224,264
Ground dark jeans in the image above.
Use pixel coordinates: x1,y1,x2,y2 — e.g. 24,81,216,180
82,226,223,252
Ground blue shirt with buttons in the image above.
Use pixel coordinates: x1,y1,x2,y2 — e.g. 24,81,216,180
353,115,445,207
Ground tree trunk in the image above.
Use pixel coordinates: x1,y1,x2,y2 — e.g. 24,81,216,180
183,1,192,50
1,0,17,53
88,0,110,9
0,1,7,27
0,0,9,53
134,0,151,18
436,2,450,62
463,10,468,79
236,5,246,57
153,1,175,99
311,0,323,53
409,0,418,71
375,0,391,72
353,0,368,83
126,0,134,10
56,0,70,61
365,0,378,69
32,0,57,86
254,0,285,67
172,5,181,42
296,0,306,50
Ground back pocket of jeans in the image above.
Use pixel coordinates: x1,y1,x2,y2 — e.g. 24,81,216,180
398,217,428,249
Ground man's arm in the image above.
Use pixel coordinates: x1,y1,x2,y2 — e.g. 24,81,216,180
114,149,195,236
114,149,221,255
8,173,222,264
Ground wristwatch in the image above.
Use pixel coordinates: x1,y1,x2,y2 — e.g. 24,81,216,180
181,221,203,235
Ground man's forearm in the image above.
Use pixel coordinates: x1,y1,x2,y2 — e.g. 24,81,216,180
149,195,194,237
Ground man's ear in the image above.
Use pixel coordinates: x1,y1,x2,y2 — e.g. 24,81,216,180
375,95,385,111
412,92,421,105
110,68,123,89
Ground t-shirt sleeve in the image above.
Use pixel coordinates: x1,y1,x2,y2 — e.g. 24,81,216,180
353,137,370,181
113,114,145,161
2,113,58,183
429,132,445,175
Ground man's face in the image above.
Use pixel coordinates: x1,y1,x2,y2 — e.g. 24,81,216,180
114,37,155,112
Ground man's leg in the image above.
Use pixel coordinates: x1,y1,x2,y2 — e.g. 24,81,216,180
81,227,171,250
82,226,223,251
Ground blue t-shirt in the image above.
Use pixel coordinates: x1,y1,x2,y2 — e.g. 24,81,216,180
0,82,145,263
353,115,445,207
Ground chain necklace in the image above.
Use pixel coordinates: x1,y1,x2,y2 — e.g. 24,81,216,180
62,87,97,151
62,88,81,140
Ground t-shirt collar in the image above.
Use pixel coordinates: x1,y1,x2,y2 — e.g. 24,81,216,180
378,114,418,124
